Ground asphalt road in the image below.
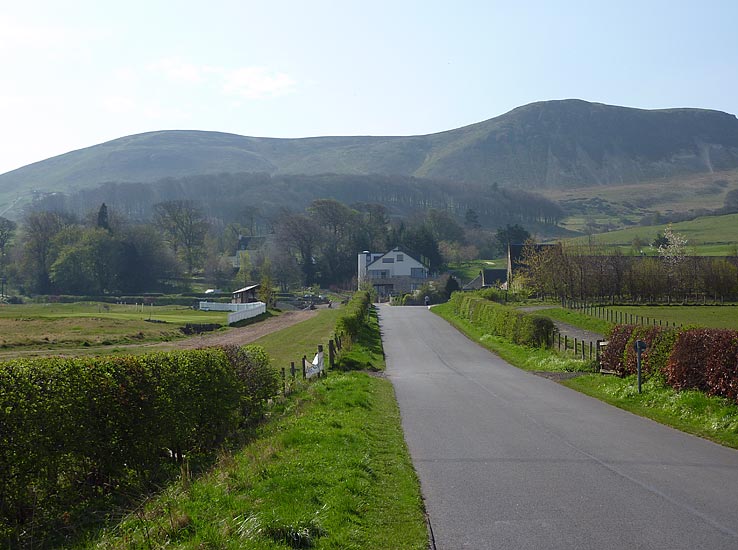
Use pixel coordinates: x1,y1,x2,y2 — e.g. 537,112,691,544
380,304,738,550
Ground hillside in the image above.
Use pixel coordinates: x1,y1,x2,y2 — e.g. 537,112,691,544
2,99,738,216
565,212,738,256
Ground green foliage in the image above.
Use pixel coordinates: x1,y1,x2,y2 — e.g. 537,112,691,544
336,306,385,372
87,373,427,549
0,346,279,544
221,345,280,422
449,291,555,347
334,290,371,346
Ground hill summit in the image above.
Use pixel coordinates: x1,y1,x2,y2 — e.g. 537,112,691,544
2,99,738,204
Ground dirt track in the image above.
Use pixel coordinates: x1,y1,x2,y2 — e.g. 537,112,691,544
176,309,318,349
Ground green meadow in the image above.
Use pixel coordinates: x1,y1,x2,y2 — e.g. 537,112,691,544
0,302,227,353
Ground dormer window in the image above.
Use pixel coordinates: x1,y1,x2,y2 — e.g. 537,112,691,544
397,254,404,262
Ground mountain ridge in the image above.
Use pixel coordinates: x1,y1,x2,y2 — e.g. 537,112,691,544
2,99,738,211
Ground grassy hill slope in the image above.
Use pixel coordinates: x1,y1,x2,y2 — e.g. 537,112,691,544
565,212,738,256
3,100,738,216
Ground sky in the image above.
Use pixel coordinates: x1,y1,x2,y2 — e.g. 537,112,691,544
2,0,738,175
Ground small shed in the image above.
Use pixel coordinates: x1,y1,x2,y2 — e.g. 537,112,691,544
232,284,261,304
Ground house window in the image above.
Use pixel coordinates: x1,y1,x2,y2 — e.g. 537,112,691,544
382,257,395,263
410,268,426,278
397,254,404,262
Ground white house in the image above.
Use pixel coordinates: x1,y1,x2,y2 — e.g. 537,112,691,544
357,247,429,296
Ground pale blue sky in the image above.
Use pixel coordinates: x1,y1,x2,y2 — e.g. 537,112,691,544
2,0,737,174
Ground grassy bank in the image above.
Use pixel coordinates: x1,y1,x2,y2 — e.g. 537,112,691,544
253,307,343,367
82,303,426,549
434,301,738,449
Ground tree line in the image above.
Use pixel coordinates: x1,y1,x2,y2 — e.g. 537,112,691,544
519,231,738,302
0,197,532,296
29,172,564,230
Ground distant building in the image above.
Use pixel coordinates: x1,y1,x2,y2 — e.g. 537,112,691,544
357,247,429,297
232,283,260,303
463,268,509,290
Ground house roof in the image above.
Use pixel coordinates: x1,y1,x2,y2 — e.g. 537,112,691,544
482,269,508,285
232,284,260,294
366,246,428,270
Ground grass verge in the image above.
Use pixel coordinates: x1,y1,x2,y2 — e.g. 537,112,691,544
434,302,738,449
433,302,593,372
85,374,427,549
527,306,612,335
253,308,343,368
563,375,738,449
82,303,427,549
336,307,385,372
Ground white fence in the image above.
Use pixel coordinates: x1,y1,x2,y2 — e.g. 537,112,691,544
226,302,266,325
198,301,266,325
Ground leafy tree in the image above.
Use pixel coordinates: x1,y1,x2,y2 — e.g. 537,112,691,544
153,200,209,273
425,209,465,243
308,198,359,284
20,211,75,293
444,275,461,297
97,203,110,232
651,232,669,248
117,225,181,292
0,217,16,290
275,210,323,286
258,259,276,308
464,208,481,229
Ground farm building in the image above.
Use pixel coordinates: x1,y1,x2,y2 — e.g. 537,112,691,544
232,284,260,303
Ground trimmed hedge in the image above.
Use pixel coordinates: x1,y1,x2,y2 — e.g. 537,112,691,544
601,324,678,378
0,346,277,543
602,324,738,404
335,290,371,345
667,329,738,401
450,292,555,348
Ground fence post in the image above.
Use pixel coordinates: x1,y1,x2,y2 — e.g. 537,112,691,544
582,342,586,361
589,341,593,360
596,339,602,362
564,335,568,351
574,337,578,355
302,355,307,379
290,361,296,381
329,339,335,368
318,345,325,377
281,367,286,395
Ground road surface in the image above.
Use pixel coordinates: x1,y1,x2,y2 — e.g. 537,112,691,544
380,304,738,550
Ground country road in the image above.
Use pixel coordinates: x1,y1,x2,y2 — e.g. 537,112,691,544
380,304,738,550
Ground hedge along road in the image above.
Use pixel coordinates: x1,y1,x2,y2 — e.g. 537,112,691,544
379,304,738,550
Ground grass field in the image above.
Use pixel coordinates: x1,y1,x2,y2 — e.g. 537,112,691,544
563,213,738,256
447,259,505,282
0,302,228,352
605,304,738,330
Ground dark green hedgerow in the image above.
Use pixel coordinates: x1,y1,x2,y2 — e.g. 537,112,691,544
334,290,371,346
449,291,555,348
0,346,278,546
